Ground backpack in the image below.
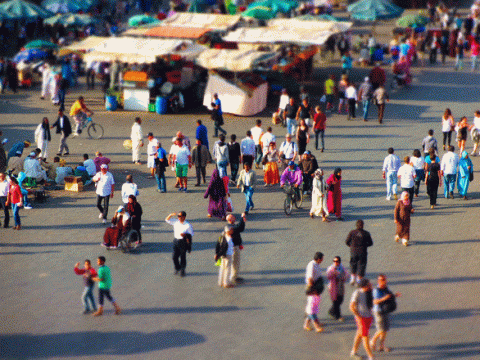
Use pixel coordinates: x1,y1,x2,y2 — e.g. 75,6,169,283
379,288,397,314
306,276,324,295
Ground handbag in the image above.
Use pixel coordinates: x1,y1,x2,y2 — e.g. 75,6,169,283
379,288,397,314
226,196,234,212
469,172,474,182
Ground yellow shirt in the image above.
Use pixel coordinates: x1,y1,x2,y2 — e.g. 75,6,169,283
69,100,83,116
324,79,335,95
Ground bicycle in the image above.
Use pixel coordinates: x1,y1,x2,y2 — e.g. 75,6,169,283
80,116,104,139
283,183,303,215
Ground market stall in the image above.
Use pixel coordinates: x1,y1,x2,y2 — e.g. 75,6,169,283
161,12,241,30
196,48,278,72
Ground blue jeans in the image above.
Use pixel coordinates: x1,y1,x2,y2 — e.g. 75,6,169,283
386,171,397,199
155,172,166,192
472,55,478,71
230,163,239,182
314,129,325,150
82,285,96,311
217,160,228,178
362,100,370,120
444,173,456,197
12,203,21,227
255,145,263,165
214,124,227,137
244,186,254,212
286,118,296,135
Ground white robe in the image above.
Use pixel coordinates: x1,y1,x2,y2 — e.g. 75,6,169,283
35,124,49,159
310,177,329,217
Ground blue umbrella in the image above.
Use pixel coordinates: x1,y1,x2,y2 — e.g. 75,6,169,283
13,49,50,63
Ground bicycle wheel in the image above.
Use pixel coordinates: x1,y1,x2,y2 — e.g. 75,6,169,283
284,197,293,215
88,122,104,139
294,189,303,208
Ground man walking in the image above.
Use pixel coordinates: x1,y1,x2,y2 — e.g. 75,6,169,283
121,174,139,204
228,134,241,183
195,119,209,150
236,162,256,214
382,148,401,200
131,117,143,165
146,132,159,178
154,142,168,193
212,93,227,137
260,127,276,156
357,77,372,122
441,145,459,199
284,97,298,136
51,109,72,156
226,212,246,284
345,81,357,120
421,129,438,157
0,173,9,228
74,260,98,314
372,85,389,124
92,256,121,316
305,252,323,289
191,138,212,186
92,164,115,224
172,137,192,192
240,130,256,166
165,211,194,277
250,119,264,169
398,156,416,202
346,220,373,286
312,106,326,152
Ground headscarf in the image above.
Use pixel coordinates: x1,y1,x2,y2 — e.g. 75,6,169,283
334,167,342,179
400,191,411,206
314,168,323,179
41,118,51,141
205,169,226,200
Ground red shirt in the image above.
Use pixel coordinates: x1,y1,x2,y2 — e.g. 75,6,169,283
313,113,326,131
9,184,22,204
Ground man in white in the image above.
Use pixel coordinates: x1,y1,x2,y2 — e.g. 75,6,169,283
382,148,401,200
172,138,192,192
83,154,96,177
39,63,52,100
250,119,264,169
278,88,289,127
278,134,298,168
471,110,480,155
165,210,194,277
130,117,143,165
92,164,115,223
121,174,139,204
0,172,9,228
345,82,357,120
240,130,256,165
146,132,159,178
261,127,276,155
441,145,460,199
24,152,47,182
306,252,323,287
397,156,416,203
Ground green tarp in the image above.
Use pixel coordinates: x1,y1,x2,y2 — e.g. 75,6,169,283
45,13,96,27
347,0,403,21
0,0,54,20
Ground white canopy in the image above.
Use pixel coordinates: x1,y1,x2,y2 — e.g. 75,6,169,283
223,27,333,46
161,12,241,30
196,49,278,72
268,18,353,33
65,36,109,51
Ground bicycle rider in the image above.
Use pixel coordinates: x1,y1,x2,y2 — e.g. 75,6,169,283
280,161,303,201
70,96,93,137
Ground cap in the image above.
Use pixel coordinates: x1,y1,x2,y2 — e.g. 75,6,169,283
29,151,36,157
365,76,370,81
117,206,124,213
100,164,108,169
147,132,153,137
304,150,311,155
288,161,295,166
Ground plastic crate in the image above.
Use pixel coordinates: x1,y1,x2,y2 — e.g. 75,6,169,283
148,103,156,112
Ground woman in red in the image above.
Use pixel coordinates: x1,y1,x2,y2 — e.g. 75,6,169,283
327,168,343,221
6,176,22,230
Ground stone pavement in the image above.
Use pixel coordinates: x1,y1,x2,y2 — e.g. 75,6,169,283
1,61,480,360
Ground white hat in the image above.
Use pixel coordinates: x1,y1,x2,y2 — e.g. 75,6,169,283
100,164,108,169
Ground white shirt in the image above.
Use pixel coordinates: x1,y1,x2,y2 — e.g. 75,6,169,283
261,132,276,154
130,122,143,142
121,182,139,203
24,158,43,178
147,138,159,156
442,116,454,132
382,154,401,172
345,86,357,99
169,144,180,158
250,126,264,145
0,180,9,197
441,151,460,175
83,159,96,176
244,170,252,186
225,234,234,256
474,116,480,130
279,140,297,159
240,137,255,156
93,171,115,196
166,218,194,240
175,145,190,165
411,156,425,171
305,260,322,284
398,164,416,188
279,94,289,110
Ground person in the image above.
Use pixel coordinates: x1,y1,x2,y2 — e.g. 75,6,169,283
456,117,471,154
278,88,289,126
0,132,6,173
441,109,455,150
421,129,438,157
280,161,303,201
92,164,115,224
278,134,298,170
350,278,375,360
215,225,235,288
74,260,98,314
346,220,373,285
296,119,310,157
6,140,30,163
345,81,357,120
370,274,401,353
240,130,255,166
93,152,110,172
7,151,23,176
0,173,9,228
357,77,372,122
50,110,71,157
441,145,459,199
260,127,275,158
103,206,131,249
326,168,343,221
236,162,256,215
126,195,143,244
213,134,229,178
165,211,194,277
121,174,139,204
131,117,143,165
324,74,336,112
305,251,323,288
470,110,480,156
382,148,401,201
342,51,353,76
284,97,298,136
153,142,167,193
304,286,324,333
394,191,414,246
310,168,329,221
226,213,246,284
263,142,280,186
337,74,349,114
39,62,52,100
372,85,389,124
457,151,473,200
454,39,465,70
55,159,73,185
411,149,425,197
369,63,386,90
83,154,96,177
6,176,22,230
228,134,241,183
299,151,318,193
146,132,158,178
92,256,121,316
192,139,212,186
397,156,416,203
74,163,91,185
212,93,227,137
173,137,192,192
34,117,51,161
69,96,93,136
204,169,228,220
23,152,48,183
195,119,209,150
250,119,264,169
326,256,348,322
425,153,442,209
296,98,314,129
312,106,326,152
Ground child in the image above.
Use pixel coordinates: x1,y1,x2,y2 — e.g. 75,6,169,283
74,260,98,314
304,287,324,333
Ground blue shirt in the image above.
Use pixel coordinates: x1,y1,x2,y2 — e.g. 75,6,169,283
7,142,25,162
342,56,352,70
373,287,389,313
157,147,167,161
196,124,209,149
215,98,222,116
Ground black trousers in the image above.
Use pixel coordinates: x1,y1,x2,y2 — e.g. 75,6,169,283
242,155,254,166
86,70,95,89
0,196,9,228
427,179,439,206
329,294,344,320
350,253,367,277
173,239,187,271
195,166,206,184
96,195,110,220
230,163,239,182
347,99,356,119
402,187,415,204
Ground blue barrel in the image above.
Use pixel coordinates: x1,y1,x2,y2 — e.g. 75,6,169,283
105,95,117,111
155,96,168,115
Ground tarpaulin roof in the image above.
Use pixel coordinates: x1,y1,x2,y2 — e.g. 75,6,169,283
348,0,403,21
45,13,97,27
144,26,211,39
0,0,54,20
196,49,278,71
65,36,109,51
268,18,353,33
161,12,241,30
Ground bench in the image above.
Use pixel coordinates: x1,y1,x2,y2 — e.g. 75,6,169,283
64,176,83,192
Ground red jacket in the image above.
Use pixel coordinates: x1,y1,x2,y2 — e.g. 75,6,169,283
9,184,22,204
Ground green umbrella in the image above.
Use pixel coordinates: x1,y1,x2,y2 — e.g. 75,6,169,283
248,0,297,14
296,14,346,22
24,39,59,49
396,13,429,28
0,0,54,20
45,13,96,27
242,6,277,20
128,14,161,27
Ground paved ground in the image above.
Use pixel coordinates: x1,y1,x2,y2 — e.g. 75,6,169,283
1,52,480,359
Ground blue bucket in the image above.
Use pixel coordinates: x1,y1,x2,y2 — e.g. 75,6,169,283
155,96,168,115
105,95,118,111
